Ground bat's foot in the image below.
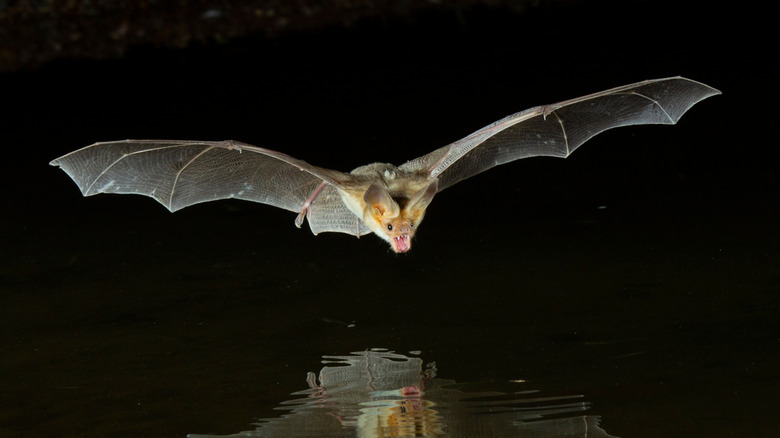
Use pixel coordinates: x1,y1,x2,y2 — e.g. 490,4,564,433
294,209,306,228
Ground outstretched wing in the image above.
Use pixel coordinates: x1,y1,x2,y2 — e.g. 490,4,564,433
49,140,371,236
400,77,720,191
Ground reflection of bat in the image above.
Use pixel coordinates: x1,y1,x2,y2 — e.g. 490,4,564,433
51,77,719,252
188,349,616,438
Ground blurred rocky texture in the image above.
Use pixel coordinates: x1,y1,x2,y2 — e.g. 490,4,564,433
0,0,555,71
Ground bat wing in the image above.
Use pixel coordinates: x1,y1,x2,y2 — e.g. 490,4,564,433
399,77,721,191
49,140,372,236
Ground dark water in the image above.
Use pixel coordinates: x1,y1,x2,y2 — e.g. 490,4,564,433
2,2,776,437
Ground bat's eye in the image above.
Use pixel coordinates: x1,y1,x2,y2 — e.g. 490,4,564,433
387,224,393,231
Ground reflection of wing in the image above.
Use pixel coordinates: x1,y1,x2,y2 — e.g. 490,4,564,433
317,350,427,392
401,77,721,191
49,140,370,236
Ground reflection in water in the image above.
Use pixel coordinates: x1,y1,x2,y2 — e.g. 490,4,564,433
189,349,616,438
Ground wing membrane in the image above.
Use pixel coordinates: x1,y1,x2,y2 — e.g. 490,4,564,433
401,77,720,191
50,140,367,235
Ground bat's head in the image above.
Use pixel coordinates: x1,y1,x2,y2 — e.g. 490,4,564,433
363,181,438,253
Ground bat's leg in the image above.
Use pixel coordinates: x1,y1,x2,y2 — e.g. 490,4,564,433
295,181,328,228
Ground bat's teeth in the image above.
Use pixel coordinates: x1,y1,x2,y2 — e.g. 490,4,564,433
393,235,411,253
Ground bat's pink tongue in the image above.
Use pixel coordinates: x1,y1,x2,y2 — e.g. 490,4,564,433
393,235,411,253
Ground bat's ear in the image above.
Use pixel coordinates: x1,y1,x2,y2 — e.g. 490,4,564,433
364,183,400,218
407,179,438,214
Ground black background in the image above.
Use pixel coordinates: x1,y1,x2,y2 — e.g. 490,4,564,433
2,1,777,437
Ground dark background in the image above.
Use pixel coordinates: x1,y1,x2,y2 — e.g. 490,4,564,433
2,1,777,437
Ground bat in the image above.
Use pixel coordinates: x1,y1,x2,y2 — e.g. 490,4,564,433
50,77,720,253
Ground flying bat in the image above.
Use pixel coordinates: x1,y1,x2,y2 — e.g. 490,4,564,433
50,77,720,252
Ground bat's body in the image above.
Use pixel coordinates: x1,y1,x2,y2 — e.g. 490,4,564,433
335,163,437,252
50,77,720,252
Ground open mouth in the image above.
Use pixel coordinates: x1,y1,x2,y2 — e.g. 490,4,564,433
392,234,411,253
